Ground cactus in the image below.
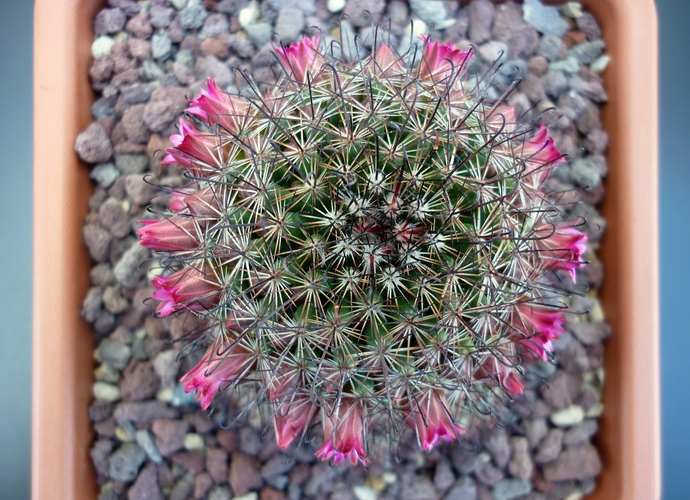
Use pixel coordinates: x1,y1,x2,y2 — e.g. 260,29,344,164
138,35,587,465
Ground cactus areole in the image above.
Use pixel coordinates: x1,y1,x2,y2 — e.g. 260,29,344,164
138,35,587,464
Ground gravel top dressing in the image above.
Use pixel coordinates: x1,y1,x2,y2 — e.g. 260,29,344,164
77,0,611,498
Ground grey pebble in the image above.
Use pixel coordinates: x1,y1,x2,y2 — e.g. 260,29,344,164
523,0,570,38
150,6,175,29
493,479,532,500
570,157,602,188
409,0,448,26
121,83,152,105
124,174,156,206
195,55,234,88
180,4,208,29
76,123,113,164
113,242,149,288
245,22,273,48
537,35,565,62
533,428,564,464
468,0,495,45
207,485,233,500
482,428,511,469
103,285,129,314
570,321,612,346
143,86,188,132
95,8,127,35
261,453,293,478
577,12,602,40
268,0,316,15
508,437,533,480
275,7,304,44
136,429,164,464
170,472,195,500
202,13,230,37
109,442,147,481
433,459,456,492
83,223,113,262
97,339,132,369
549,57,581,75
81,286,103,323
585,128,609,154
401,476,436,500
114,401,179,422
543,70,568,99
128,462,164,500
542,443,602,481
523,418,548,448
474,461,505,486
563,419,599,446
153,350,180,389
90,163,121,189
115,153,148,175
343,0,386,28
151,32,172,60
569,40,606,65
139,59,165,82
92,97,117,120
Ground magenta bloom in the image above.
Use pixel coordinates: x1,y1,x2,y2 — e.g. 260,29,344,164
151,268,220,317
418,35,473,82
161,120,222,173
411,390,464,451
370,44,405,77
273,396,315,450
181,342,253,410
187,78,250,135
512,302,566,361
522,125,565,184
316,401,368,466
169,188,195,212
534,222,588,282
479,356,525,395
276,36,323,83
137,216,199,252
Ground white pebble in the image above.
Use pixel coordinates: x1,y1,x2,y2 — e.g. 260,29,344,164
91,36,115,58
560,2,583,18
156,387,174,402
171,0,189,9
382,472,397,484
238,1,260,29
327,0,346,13
586,402,604,418
93,381,121,402
550,405,585,427
590,54,611,74
565,489,585,500
184,433,205,450
353,485,377,500
233,494,258,500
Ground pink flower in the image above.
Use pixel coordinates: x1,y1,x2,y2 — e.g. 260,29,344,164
368,44,405,77
181,341,254,410
161,120,223,174
275,36,324,83
534,222,588,282
511,302,566,361
418,35,473,82
487,105,517,134
478,356,525,395
316,400,368,466
410,390,464,451
522,125,565,184
273,395,315,449
187,78,250,135
169,188,195,212
137,216,199,252
151,268,220,317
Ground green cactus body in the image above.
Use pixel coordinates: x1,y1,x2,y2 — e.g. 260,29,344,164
139,35,587,464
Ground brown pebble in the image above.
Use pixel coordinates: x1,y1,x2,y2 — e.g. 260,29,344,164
542,443,602,481
260,486,287,500
200,37,230,59
194,472,214,499
206,447,229,483
120,361,160,401
563,30,588,47
229,452,263,496
171,450,205,474
151,419,189,456
128,463,164,500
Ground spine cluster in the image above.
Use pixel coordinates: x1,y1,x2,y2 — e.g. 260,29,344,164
137,34,587,465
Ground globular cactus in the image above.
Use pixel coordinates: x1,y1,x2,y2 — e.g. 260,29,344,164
138,34,587,466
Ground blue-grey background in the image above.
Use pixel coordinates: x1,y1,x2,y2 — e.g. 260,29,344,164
0,0,687,498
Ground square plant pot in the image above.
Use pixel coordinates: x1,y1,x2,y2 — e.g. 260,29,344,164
32,0,660,498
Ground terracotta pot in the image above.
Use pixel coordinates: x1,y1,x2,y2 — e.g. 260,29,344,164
32,0,660,498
